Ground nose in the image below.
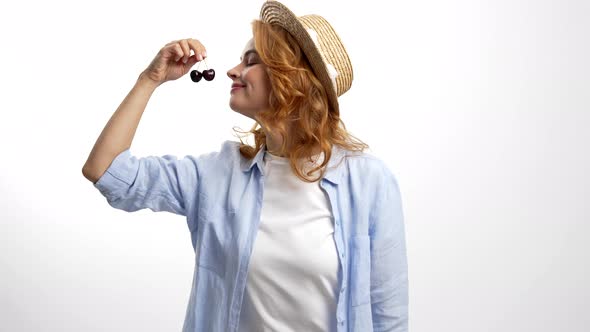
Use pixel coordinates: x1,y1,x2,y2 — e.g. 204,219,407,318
227,64,240,80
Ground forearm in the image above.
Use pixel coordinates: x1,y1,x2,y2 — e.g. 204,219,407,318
82,73,158,183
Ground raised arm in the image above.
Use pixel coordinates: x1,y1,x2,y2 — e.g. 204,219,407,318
82,39,207,183
81,75,156,183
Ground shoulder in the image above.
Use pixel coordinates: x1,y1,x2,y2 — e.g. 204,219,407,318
328,148,402,204
220,140,242,152
195,140,241,163
176,141,241,178
340,148,399,185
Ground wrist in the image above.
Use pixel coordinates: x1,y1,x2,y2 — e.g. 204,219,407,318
137,72,161,91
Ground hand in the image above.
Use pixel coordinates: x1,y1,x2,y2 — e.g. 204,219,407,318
140,38,207,86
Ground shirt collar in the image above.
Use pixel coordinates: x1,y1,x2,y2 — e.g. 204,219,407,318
240,144,267,174
240,144,347,184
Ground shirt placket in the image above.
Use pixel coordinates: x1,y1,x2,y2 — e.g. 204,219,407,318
229,167,266,332
320,180,347,330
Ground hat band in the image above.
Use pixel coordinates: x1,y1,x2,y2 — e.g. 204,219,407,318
306,28,339,93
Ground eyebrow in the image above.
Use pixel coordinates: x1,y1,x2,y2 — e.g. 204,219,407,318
240,49,258,61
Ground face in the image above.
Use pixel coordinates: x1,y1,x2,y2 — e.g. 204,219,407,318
226,38,272,119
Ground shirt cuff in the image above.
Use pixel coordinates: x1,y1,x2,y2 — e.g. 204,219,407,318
93,149,134,196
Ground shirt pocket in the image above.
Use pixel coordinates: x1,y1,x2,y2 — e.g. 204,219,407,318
350,235,371,306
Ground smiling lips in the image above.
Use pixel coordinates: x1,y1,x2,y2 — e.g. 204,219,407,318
231,83,246,92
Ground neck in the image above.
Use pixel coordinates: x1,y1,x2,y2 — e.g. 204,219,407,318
264,131,322,158
260,122,286,156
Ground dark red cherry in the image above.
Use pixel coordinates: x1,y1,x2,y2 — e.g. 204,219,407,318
202,69,215,81
190,70,202,82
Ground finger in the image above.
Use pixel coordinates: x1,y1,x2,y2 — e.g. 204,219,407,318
187,38,206,61
178,40,191,63
164,43,184,62
165,40,180,47
185,54,199,68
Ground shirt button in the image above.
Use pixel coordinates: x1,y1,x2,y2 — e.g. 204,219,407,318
340,287,345,293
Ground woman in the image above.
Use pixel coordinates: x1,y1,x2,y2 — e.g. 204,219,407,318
82,1,408,331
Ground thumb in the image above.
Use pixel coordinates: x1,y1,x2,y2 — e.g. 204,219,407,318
186,55,200,70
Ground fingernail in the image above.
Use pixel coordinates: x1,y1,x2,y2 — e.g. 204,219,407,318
197,54,203,61
183,58,187,63
203,51,207,58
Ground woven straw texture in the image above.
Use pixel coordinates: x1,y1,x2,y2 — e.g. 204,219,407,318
260,1,353,113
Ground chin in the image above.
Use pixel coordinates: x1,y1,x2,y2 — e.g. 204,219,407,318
229,104,255,120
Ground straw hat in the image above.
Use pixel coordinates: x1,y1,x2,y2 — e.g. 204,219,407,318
259,1,353,114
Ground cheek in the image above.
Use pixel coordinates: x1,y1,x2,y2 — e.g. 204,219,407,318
242,67,253,81
262,73,271,90
244,67,268,82
241,67,271,101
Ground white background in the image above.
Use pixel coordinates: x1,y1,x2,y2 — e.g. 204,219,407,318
1,0,588,331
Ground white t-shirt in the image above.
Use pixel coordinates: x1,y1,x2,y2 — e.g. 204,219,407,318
238,151,340,332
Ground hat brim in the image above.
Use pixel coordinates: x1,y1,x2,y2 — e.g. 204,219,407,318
260,1,340,114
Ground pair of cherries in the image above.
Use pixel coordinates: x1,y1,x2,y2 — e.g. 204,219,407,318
190,58,215,82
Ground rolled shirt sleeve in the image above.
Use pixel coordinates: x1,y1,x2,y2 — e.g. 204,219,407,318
93,148,199,216
369,168,409,332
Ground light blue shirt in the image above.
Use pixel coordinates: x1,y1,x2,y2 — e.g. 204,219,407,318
94,140,409,331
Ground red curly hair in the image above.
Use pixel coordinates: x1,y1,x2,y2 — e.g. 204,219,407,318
234,20,368,182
